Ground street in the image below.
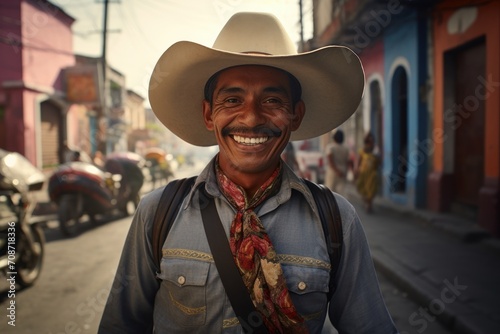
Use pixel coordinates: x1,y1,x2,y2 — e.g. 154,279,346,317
0,179,452,334
0,215,130,334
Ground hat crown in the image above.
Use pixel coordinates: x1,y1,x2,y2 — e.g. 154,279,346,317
212,12,297,55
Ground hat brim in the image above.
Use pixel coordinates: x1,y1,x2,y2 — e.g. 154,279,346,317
149,41,365,146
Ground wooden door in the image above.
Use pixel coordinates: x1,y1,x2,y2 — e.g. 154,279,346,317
453,41,485,207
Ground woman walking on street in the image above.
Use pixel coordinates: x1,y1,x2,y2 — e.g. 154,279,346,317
355,133,379,213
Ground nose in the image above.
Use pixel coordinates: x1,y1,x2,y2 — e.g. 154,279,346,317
238,100,266,127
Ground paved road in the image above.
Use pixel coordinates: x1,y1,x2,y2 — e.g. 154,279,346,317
0,215,130,334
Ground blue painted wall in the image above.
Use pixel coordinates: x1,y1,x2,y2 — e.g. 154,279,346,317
382,10,428,208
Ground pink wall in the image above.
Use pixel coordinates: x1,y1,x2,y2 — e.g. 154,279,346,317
21,0,75,89
0,1,23,82
3,89,24,152
0,0,75,164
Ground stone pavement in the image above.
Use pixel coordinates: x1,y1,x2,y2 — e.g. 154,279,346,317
343,184,500,334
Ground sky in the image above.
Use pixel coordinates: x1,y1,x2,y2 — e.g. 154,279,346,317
52,0,313,107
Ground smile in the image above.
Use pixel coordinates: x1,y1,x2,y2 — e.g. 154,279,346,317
232,135,269,145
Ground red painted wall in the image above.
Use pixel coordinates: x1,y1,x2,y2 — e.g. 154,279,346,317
359,40,384,79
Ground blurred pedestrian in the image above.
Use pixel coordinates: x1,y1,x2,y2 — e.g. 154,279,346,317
146,157,160,188
355,132,380,213
60,141,75,163
324,129,350,195
93,150,105,168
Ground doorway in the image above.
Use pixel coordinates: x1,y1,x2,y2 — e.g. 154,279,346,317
447,39,485,217
40,100,62,167
391,66,408,193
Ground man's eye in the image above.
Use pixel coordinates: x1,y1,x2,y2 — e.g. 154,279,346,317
224,98,240,104
264,98,281,104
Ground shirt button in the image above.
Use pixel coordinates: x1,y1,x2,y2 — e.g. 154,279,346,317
298,281,307,291
177,275,186,285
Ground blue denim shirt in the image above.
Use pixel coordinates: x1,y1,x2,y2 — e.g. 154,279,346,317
99,158,398,334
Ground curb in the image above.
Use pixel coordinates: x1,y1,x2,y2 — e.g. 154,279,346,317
371,249,500,334
371,251,457,331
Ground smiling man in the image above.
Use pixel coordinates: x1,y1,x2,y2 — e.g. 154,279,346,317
99,12,398,334
204,65,304,196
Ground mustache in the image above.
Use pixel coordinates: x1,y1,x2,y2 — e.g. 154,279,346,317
222,125,282,138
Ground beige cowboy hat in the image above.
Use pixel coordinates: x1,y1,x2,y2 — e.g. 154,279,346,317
149,12,365,146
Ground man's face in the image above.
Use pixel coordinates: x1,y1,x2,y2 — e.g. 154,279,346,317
203,65,305,177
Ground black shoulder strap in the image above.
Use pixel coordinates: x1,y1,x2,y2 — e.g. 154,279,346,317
304,179,343,300
200,189,269,333
152,176,196,272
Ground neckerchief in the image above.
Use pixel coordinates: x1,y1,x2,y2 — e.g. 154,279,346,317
216,163,308,333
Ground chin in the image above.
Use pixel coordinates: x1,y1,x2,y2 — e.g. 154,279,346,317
235,159,278,174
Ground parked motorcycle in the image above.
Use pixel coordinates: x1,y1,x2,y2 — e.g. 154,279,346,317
0,149,45,287
48,153,145,237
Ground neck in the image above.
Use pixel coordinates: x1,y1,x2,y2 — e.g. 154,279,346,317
216,160,281,199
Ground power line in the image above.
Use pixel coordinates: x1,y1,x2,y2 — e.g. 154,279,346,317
0,35,76,56
119,1,161,52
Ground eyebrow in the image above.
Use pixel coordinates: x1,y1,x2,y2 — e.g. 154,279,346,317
217,85,289,96
217,86,244,95
263,86,288,95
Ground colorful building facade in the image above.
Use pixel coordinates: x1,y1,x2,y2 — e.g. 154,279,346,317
312,0,430,209
428,0,500,235
312,0,499,235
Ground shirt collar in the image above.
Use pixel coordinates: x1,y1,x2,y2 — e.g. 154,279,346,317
183,155,318,215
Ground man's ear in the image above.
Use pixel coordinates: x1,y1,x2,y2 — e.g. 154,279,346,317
202,100,214,131
291,100,305,131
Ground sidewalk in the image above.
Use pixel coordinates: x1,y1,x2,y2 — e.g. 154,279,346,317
343,183,500,334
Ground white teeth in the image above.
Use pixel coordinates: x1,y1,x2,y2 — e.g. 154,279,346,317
233,135,269,145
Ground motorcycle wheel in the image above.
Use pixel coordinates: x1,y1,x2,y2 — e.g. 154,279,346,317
58,195,82,237
16,224,45,287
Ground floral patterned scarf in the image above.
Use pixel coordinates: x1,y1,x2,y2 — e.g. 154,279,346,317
216,163,308,333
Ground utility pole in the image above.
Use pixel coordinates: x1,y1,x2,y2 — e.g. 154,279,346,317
102,0,109,85
299,0,304,51
101,0,110,154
